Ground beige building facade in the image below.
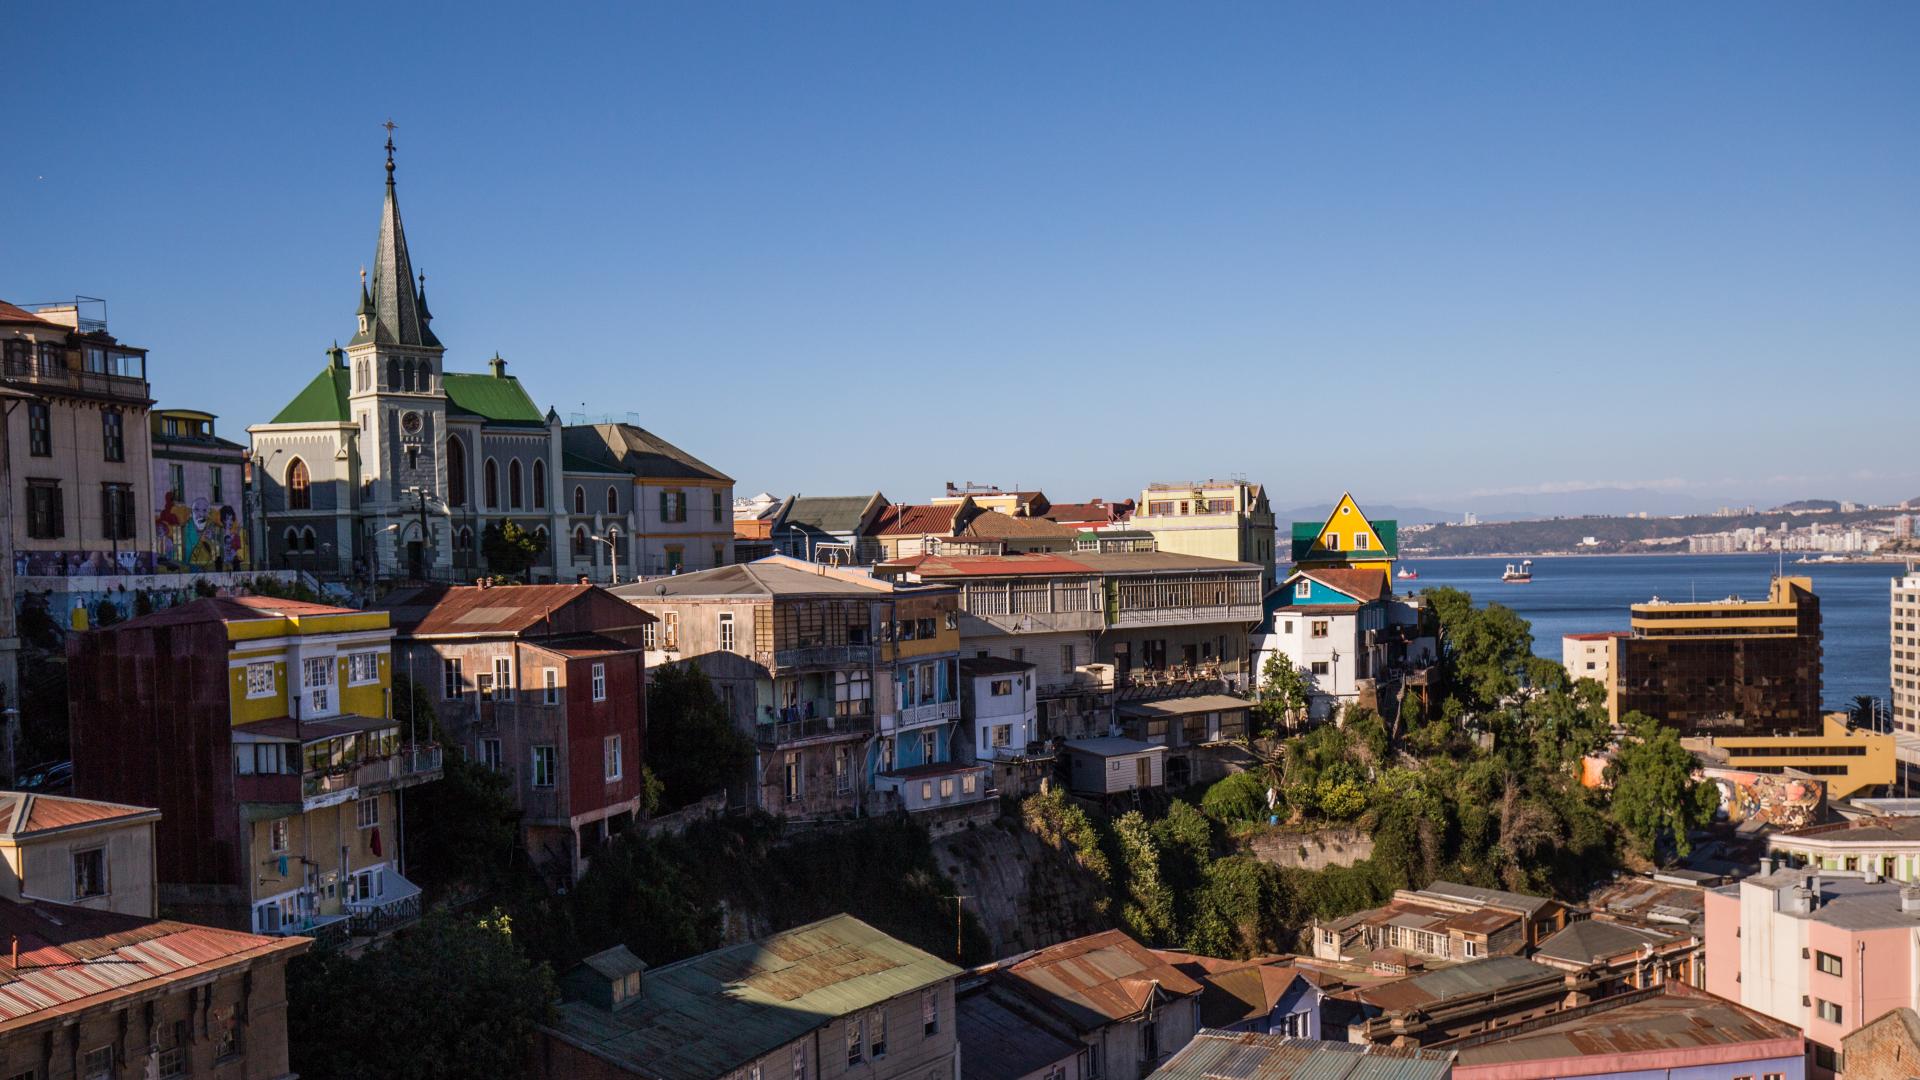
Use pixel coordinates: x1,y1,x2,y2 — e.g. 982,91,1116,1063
0,792,160,917
1132,479,1275,589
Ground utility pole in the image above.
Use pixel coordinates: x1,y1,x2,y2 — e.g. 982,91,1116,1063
949,894,970,960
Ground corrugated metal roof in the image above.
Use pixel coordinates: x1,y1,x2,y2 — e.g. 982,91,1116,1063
0,898,303,1025
1150,1030,1454,1080
383,583,603,636
0,794,158,839
1119,695,1255,719
1351,957,1560,1013
998,930,1203,1034
956,984,1082,1080
543,914,960,1080
1446,986,1801,1070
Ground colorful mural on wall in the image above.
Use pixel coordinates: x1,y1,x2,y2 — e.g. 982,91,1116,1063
13,551,157,577
155,493,249,570
1702,766,1824,830
13,570,304,635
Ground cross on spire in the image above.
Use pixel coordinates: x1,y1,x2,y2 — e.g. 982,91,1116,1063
383,119,397,175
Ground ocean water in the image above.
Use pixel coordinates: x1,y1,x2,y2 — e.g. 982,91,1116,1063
1392,553,1901,709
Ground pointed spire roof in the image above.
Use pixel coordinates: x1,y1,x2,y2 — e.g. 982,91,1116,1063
350,132,441,350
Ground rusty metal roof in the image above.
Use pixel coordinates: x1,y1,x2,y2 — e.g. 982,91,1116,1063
382,583,599,635
0,794,158,839
1444,985,1803,1075
997,929,1203,1034
1150,1030,1455,1080
0,898,304,1029
543,914,959,1080
1347,957,1561,1014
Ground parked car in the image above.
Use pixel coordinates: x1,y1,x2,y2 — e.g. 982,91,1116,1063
14,760,71,793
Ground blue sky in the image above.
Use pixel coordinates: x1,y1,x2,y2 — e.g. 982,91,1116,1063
8,2,1917,513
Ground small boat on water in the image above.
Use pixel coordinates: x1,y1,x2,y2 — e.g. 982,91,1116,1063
1501,559,1533,583
1396,566,1419,580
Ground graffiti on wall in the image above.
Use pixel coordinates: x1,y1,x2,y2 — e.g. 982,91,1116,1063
13,551,156,576
156,493,249,570
1702,767,1824,829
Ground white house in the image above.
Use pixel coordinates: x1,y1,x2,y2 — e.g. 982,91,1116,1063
1063,737,1166,797
1250,568,1435,723
959,655,1046,797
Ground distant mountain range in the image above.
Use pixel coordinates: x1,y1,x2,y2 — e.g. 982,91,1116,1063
1273,503,1464,526
1277,489,1908,528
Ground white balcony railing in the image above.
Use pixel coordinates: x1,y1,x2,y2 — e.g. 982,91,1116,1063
897,700,960,728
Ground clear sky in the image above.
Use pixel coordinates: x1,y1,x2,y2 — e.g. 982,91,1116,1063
8,2,1917,513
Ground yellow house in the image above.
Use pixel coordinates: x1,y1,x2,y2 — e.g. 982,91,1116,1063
1289,492,1398,583
1135,479,1276,589
69,595,443,938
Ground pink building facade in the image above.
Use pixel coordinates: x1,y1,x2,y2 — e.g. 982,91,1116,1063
1705,866,1920,1075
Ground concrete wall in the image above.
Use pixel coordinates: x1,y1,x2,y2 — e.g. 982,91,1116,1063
1245,827,1375,871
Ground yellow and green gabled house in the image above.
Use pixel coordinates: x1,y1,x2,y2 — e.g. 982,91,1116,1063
1289,492,1397,584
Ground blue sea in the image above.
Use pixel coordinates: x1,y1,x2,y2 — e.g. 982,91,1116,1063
1393,553,1900,709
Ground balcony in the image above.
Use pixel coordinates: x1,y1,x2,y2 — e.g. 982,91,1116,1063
1,357,149,403
269,911,352,951
302,767,358,811
773,644,874,669
354,743,443,793
346,870,423,937
894,699,961,730
757,713,875,747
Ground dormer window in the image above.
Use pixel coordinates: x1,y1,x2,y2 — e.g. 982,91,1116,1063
1295,581,1312,600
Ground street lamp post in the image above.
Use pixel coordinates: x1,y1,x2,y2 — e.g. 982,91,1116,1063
590,529,621,585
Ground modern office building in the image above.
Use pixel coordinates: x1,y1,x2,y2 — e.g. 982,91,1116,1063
1612,576,1824,734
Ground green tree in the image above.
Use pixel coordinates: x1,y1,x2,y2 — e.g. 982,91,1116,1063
1607,714,1718,860
1425,587,1535,711
1186,857,1295,959
287,910,556,1080
1200,770,1275,824
645,661,755,811
1254,653,1312,736
481,521,547,581
1113,811,1177,944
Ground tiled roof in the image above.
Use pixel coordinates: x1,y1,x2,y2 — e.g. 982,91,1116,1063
1154,1031,1454,1080
0,300,62,328
563,423,732,483
543,915,959,1080
0,794,158,839
872,503,959,537
997,929,1202,1033
0,898,305,1025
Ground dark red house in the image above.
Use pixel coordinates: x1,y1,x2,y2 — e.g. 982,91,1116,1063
383,583,651,881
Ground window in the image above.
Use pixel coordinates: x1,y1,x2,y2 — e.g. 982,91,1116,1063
1816,950,1843,976
990,725,1011,748
26,401,50,456
246,662,276,698
1325,532,1339,550
792,1045,807,1080
1311,661,1330,676
1355,532,1370,549
1294,580,1311,599
287,457,311,509
167,462,186,500
269,818,289,853
100,482,136,540
991,679,1013,696
940,778,955,797
82,1046,112,1080
543,668,559,705
921,780,933,800
572,525,588,557
532,459,547,508
663,611,680,650
713,490,725,523
252,743,288,775
847,1017,864,1065
495,656,514,694
1062,643,1076,671
304,656,332,712
101,409,124,461
661,489,687,522
642,619,657,650
532,746,557,788
869,1009,887,1057
476,673,495,702
607,485,619,514
356,797,378,829
446,437,467,506
923,988,939,1035
1311,620,1329,639
963,772,978,794
604,734,623,781
719,613,736,652
571,485,585,513
442,657,464,699
211,465,225,504
1463,939,1481,958
484,459,499,508
508,459,523,508
25,480,62,539
480,739,502,771
592,662,607,701
72,848,106,899
214,1023,240,1060
348,652,380,685
158,1043,187,1078
784,753,802,803
1817,998,1843,1024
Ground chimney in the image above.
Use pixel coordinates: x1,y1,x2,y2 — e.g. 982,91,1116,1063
578,575,591,585
476,578,490,590
1901,887,1920,914
1784,886,1814,915
489,354,507,378
1759,856,1774,876
1866,865,1880,884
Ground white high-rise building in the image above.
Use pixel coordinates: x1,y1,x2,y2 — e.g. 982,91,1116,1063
1893,571,1920,733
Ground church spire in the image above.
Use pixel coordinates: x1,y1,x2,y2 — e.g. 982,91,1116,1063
350,123,441,349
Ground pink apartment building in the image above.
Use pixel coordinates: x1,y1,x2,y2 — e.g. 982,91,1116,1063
1706,866,1919,1075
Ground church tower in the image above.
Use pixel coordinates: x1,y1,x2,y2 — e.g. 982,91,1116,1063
344,131,449,577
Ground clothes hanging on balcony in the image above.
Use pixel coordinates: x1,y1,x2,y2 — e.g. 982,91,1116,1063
277,856,288,876
370,827,383,857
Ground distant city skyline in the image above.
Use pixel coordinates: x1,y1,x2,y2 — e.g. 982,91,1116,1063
6,2,1916,507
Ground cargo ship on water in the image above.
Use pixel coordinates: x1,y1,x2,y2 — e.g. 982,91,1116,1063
1502,559,1534,583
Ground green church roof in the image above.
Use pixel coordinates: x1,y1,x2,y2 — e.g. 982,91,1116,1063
443,371,545,426
270,364,351,424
